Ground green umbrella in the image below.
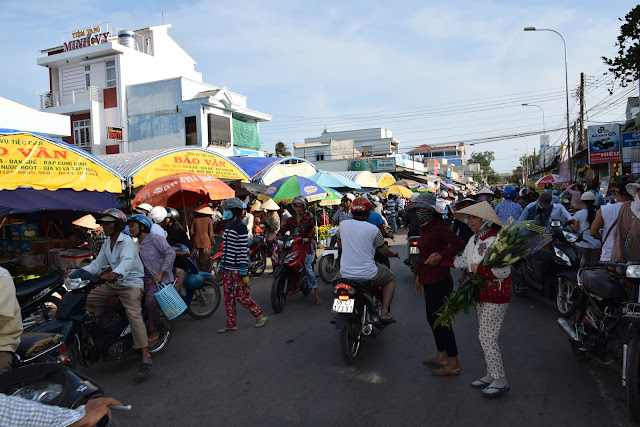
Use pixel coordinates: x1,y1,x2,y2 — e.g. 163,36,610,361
258,175,328,202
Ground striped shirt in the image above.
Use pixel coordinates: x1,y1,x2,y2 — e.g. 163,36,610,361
221,219,250,270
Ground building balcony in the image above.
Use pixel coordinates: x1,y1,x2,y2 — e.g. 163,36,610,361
40,86,103,109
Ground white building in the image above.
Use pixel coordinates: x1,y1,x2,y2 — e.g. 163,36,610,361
37,23,271,156
297,128,399,161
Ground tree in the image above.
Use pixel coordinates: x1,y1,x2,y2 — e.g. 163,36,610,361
602,5,640,87
274,141,291,157
470,151,500,184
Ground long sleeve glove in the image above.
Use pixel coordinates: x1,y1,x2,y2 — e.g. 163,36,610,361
239,264,248,277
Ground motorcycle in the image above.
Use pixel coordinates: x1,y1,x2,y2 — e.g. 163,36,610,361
318,227,340,284
408,235,419,274
0,363,121,426
175,253,221,319
16,270,66,331
331,278,393,364
209,234,269,285
270,235,316,313
557,261,640,421
31,272,172,368
548,220,583,318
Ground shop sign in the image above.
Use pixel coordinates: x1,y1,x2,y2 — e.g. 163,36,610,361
233,147,259,157
588,123,621,164
64,26,110,52
622,132,640,163
107,127,122,140
350,158,396,172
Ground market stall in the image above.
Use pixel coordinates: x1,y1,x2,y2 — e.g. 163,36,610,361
231,156,317,185
333,171,379,189
373,172,396,189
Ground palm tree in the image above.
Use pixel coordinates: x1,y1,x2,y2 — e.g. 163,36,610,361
274,141,291,157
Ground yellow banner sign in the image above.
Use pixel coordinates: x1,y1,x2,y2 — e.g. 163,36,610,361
132,149,249,187
0,133,123,193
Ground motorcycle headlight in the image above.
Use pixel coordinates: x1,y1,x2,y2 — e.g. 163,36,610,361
626,265,640,278
285,240,293,248
562,230,578,243
277,239,284,248
554,247,571,266
12,383,63,403
550,220,561,228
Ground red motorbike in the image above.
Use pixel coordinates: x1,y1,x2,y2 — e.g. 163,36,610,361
271,235,316,313
209,234,268,285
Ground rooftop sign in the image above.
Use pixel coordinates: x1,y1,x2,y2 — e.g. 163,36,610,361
64,25,110,52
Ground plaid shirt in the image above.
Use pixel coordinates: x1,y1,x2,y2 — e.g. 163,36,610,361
88,230,108,259
0,393,85,426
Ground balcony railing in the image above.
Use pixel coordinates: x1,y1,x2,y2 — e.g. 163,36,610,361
40,85,102,109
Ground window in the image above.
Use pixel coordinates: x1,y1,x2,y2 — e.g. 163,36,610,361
73,120,91,148
106,60,116,88
315,153,325,161
185,116,197,146
84,65,90,88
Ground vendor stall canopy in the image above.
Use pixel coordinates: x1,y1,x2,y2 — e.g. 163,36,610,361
373,172,396,189
231,157,317,185
0,130,124,193
334,171,379,189
98,147,250,188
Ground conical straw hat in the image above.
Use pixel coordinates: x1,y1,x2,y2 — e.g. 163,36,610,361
476,187,495,195
260,198,280,211
72,214,99,230
453,201,502,227
194,204,215,215
250,200,263,211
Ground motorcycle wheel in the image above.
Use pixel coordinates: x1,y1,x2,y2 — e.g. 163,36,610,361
250,251,267,277
271,272,287,313
22,295,62,331
556,277,577,318
340,311,362,364
627,337,640,422
318,255,340,285
208,259,223,286
187,278,221,319
149,313,173,355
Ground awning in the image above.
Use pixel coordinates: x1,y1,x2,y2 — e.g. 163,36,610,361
0,130,124,193
0,188,120,217
98,147,250,188
230,157,317,185
334,171,379,188
373,172,396,188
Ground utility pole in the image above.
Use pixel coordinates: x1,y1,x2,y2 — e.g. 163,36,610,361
579,72,585,151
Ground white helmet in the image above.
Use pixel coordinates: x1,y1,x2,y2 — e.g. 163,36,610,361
134,203,153,214
439,190,448,198
149,206,168,224
373,196,380,202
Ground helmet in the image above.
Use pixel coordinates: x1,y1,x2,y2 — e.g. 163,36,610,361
134,203,153,214
519,188,530,197
351,197,372,215
581,192,596,201
149,206,168,224
503,185,517,200
184,274,204,291
99,208,127,229
128,214,153,233
223,198,244,210
292,195,308,210
343,193,355,202
439,190,448,198
373,196,380,202
241,202,247,209
167,207,180,222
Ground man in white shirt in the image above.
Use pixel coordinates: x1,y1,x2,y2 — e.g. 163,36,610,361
338,197,398,321
0,267,21,374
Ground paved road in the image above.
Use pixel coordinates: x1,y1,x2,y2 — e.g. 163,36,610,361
82,234,633,426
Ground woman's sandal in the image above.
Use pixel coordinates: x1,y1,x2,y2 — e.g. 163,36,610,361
217,327,238,334
137,363,152,378
255,316,268,328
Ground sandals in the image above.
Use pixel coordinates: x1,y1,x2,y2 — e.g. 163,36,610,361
255,316,268,328
137,363,152,378
431,367,461,376
217,327,238,334
481,385,511,397
471,379,492,389
422,357,448,367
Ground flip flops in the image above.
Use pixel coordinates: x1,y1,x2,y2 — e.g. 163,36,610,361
481,385,511,397
137,363,152,378
217,327,238,334
470,379,491,389
255,316,268,328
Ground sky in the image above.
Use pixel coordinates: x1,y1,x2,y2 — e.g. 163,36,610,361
1,0,638,173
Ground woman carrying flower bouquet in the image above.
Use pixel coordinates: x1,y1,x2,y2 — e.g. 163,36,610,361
408,193,466,376
428,201,512,397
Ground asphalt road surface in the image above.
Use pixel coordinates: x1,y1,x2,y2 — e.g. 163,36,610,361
81,234,634,426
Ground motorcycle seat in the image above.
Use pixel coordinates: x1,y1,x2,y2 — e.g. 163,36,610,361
15,270,65,299
582,269,627,300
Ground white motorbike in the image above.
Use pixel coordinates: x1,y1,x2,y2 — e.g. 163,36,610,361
318,227,340,284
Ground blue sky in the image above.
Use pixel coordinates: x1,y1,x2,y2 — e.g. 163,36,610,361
1,0,637,172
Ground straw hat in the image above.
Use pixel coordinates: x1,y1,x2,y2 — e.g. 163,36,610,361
406,193,445,213
72,214,99,230
476,187,495,196
453,201,502,227
194,204,215,216
627,178,640,198
260,198,280,211
250,200,263,212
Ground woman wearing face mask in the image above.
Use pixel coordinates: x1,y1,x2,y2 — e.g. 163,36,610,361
612,179,640,263
430,202,512,397
409,193,466,376
476,187,495,204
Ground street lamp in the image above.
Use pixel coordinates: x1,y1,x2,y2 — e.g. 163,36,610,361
522,103,546,170
524,26,572,182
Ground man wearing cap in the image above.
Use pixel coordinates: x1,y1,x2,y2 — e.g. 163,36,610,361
331,193,355,226
591,179,633,262
190,204,216,271
519,192,571,228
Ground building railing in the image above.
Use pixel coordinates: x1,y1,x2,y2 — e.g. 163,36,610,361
40,85,102,109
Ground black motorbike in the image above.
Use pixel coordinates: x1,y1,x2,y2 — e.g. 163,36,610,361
408,235,419,274
16,270,66,331
0,363,120,426
31,271,172,368
548,220,583,317
557,262,640,421
331,278,393,364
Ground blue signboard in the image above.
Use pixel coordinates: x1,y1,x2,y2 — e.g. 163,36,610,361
622,132,640,164
588,123,621,164
233,147,260,157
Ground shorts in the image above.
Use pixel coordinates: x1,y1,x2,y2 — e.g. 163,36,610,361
339,263,395,287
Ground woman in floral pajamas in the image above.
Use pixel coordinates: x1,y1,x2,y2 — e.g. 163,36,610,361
438,202,511,397
217,197,267,333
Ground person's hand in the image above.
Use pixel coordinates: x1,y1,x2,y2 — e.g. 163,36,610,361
70,397,122,427
471,263,479,274
154,272,164,283
302,238,309,244
101,272,118,282
425,253,443,266
414,279,422,296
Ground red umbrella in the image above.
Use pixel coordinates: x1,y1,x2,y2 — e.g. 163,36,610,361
132,173,235,208
534,174,563,187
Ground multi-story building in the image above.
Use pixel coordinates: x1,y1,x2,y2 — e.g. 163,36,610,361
408,143,466,166
299,128,399,161
37,23,270,156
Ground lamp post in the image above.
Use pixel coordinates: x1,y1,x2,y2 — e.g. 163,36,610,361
524,26,572,182
522,103,546,170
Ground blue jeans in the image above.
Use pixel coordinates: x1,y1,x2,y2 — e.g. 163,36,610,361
304,254,317,289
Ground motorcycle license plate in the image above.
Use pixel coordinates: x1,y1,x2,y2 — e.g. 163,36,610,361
409,247,419,254
332,298,354,313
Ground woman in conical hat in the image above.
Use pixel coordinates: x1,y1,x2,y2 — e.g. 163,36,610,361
427,201,512,397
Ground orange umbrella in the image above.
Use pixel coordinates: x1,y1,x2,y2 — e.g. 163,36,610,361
132,173,235,208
